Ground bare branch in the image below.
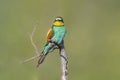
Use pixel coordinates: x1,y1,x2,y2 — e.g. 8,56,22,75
21,54,40,64
29,21,39,55
21,21,40,64
60,49,68,80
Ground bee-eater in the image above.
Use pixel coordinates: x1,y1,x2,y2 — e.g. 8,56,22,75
37,16,67,67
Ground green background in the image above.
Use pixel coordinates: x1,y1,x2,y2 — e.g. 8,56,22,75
0,0,120,80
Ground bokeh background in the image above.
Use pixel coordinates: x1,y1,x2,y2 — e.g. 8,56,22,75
0,0,120,80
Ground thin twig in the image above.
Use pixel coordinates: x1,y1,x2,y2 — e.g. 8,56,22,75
21,54,40,64
21,21,40,64
29,21,39,55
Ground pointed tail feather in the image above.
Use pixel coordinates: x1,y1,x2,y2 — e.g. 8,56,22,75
36,55,46,67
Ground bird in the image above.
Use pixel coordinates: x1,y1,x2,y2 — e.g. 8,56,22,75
37,16,67,67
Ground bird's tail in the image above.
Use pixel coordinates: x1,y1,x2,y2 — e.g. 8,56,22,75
36,54,46,68
36,43,53,67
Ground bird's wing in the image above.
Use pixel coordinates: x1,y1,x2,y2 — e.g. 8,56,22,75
46,27,54,44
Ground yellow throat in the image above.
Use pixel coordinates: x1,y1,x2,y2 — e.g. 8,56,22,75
53,21,64,26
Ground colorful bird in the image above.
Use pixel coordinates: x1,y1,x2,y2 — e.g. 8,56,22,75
37,16,67,67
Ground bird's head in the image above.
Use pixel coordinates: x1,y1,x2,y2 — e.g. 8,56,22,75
53,16,64,26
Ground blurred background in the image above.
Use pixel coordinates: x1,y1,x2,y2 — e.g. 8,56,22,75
0,0,120,80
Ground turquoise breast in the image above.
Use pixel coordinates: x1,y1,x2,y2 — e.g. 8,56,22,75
52,26,66,44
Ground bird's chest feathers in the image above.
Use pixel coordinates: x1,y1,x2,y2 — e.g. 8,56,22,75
51,26,66,43
53,26,66,35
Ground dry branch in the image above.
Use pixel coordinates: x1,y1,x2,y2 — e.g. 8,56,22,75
21,22,40,64
60,49,69,80
21,54,40,63
29,22,39,55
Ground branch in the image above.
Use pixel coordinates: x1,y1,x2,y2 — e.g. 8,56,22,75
29,21,39,55
21,54,40,64
21,21,40,64
60,48,69,80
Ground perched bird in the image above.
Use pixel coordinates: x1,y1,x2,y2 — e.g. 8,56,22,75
37,16,67,67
